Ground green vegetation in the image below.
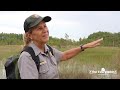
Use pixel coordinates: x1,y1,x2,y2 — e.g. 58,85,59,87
58,47,120,79
0,31,120,79
0,45,23,61
79,31,120,47
0,31,120,47
0,45,120,79
0,33,23,45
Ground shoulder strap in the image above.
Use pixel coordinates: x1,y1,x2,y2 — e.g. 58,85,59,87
22,47,40,72
21,45,53,72
47,45,54,56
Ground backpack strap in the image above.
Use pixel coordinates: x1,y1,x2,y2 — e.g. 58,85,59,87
21,45,54,72
22,47,40,72
47,44,54,56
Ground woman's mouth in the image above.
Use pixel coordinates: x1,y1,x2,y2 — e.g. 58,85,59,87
43,34,49,38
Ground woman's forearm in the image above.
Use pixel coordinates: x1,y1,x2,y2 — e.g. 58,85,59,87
61,38,103,61
62,46,84,61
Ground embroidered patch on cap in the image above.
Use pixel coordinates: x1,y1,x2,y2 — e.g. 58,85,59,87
32,14,40,18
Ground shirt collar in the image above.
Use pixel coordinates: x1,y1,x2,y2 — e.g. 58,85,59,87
28,42,49,56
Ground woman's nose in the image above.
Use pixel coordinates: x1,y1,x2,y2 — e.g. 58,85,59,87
43,28,48,33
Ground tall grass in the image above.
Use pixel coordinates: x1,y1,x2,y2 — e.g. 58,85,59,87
58,47,120,79
0,45,120,79
0,45,23,79
0,45,23,61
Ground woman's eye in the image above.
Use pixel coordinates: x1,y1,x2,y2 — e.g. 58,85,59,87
39,28,42,29
37,28,42,30
44,25,46,27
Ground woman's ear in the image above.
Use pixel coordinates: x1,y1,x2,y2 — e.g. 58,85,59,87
27,33,32,40
29,34,33,40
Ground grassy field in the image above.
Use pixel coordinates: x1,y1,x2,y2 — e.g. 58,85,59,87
0,45,120,79
0,45,24,79
58,46,120,79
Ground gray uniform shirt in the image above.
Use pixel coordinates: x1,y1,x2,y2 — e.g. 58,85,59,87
18,42,63,79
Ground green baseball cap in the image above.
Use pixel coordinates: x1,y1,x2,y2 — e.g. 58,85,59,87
24,14,51,32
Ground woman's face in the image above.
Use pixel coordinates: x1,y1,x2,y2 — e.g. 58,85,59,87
30,21,49,44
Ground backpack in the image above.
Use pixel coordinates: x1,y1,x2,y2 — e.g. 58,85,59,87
4,45,54,79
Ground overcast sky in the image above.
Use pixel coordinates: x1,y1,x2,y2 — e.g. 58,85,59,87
0,11,120,41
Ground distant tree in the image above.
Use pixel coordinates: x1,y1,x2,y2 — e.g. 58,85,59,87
65,33,69,40
0,32,120,47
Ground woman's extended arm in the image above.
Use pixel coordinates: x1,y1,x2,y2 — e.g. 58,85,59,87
61,38,103,61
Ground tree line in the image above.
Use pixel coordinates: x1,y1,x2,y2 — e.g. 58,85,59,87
79,31,120,47
0,33,23,45
0,31,120,47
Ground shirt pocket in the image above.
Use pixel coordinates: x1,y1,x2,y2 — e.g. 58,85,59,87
39,60,49,74
50,56,57,66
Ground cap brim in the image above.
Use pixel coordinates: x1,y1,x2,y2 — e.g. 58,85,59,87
42,16,51,22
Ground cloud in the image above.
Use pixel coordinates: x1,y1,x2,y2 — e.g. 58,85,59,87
0,11,120,41
0,26,24,34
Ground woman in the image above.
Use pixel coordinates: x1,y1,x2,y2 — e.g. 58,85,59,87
18,14,103,79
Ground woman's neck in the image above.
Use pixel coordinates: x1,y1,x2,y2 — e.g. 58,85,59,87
33,41,45,52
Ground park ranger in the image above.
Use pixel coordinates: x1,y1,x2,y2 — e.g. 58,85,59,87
18,14,103,79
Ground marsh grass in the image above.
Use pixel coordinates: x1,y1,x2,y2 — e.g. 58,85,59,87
0,45,23,61
0,45,120,79
58,47,120,79
0,45,23,79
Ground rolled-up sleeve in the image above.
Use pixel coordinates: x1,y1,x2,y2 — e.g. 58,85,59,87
18,52,39,79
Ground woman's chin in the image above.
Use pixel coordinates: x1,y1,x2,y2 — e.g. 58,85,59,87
43,38,49,43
